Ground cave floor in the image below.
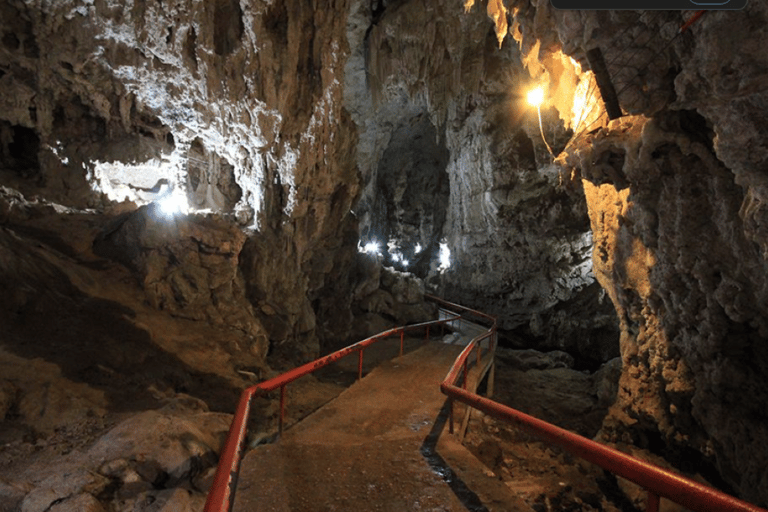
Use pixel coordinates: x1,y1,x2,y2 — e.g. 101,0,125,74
234,330,623,512
236,340,532,512
0,195,624,511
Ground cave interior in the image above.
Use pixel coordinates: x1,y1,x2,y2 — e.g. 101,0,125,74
1,1,767,511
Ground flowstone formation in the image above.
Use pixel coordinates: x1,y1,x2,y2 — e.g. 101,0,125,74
504,1,768,505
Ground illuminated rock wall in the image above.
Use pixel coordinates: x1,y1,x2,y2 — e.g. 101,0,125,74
510,2,768,504
0,0,362,358
3,0,767,504
348,0,618,365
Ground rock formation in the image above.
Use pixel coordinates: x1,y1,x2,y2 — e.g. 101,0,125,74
512,3,768,505
1,0,767,509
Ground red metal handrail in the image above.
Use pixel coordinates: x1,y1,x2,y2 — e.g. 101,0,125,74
203,312,460,512
440,309,767,512
204,294,766,512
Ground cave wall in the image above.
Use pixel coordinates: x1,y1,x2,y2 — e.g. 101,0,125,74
0,0,361,359
506,1,768,504
347,0,617,363
4,0,767,504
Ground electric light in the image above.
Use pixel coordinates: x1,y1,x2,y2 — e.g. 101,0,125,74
438,242,451,271
527,87,544,107
526,87,555,158
157,191,188,219
361,241,380,255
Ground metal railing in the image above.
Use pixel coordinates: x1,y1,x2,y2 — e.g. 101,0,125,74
439,305,768,512
204,293,766,512
203,309,461,512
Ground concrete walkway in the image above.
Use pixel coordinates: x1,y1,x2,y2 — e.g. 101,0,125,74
234,324,532,511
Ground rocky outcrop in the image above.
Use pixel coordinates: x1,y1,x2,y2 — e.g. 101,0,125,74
567,113,768,505
93,204,269,356
13,407,230,512
505,2,768,504
0,0,362,365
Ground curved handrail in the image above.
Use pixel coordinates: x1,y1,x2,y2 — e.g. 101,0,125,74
439,306,767,512
203,312,460,512
204,294,767,512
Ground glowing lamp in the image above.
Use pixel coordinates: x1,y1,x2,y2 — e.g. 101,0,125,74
158,193,187,218
527,87,544,107
361,241,380,255
526,86,555,158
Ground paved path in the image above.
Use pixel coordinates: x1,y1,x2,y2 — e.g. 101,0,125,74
235,323,532,512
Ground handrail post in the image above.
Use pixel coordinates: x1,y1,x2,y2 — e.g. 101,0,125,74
279,385,286,436
646,491,660,512
426,325,430,341
399,330,404,357
462,358,468,389
448,398,454,434
358,348,364,380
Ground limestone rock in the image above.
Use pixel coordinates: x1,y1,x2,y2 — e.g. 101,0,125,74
88,410,230,486
346,0,615,363
496,348,575,371
93,204,269,358
0,380,17,420
506,3,768,504
380,266,424,305
128,488,205,512
48,493,105,512
566,113,768,505
21,470,110,512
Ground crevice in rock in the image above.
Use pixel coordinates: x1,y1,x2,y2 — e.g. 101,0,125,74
186,138,242,212
213,0,244,56
2,124,40,177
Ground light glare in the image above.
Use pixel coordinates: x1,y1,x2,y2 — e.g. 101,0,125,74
360,241,380,255
158,192,188,218
527,87,544,107
438,242,451,271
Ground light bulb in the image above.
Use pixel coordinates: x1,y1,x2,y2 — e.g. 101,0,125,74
527,87,544,107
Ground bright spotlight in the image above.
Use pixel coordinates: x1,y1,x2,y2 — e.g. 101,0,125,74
414,243,422,254
157,192,188,219
527,87,544,107
526,87,555,158
402,259,409,268
361,241,380,255
438,242,451,271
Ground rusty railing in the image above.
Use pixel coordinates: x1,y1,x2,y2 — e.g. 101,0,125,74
439,304,767,512
203,310,460,512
